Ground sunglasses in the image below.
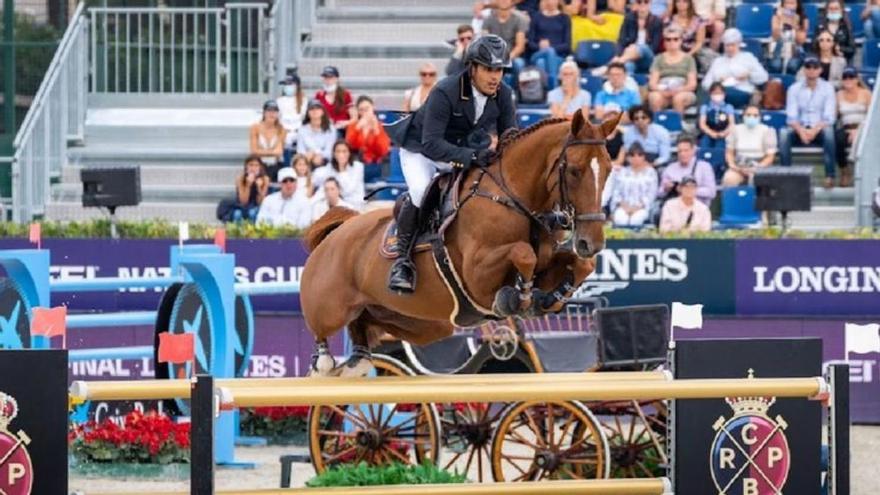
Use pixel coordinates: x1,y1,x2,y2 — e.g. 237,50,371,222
804,63,822,69
665,37,681,41
281,178,296,183
842,73,858,79
420,72,437,77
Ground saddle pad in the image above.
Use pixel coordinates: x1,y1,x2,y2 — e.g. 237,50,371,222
379,221,434,260
530,331,600,373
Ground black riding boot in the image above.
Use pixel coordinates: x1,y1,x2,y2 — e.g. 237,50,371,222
388,199,420,294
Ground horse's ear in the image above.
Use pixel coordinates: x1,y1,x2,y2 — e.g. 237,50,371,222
599,112,622,138
571,108,586,136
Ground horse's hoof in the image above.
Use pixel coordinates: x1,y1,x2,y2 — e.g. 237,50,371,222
310,352,336,376
493,286,522,317
339,358,374,378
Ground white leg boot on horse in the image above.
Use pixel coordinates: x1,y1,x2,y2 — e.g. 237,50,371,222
309,340,336,377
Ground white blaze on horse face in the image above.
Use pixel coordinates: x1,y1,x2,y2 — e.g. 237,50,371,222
590,157,600,207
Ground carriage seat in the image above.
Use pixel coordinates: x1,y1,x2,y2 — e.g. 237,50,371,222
530,331,600,373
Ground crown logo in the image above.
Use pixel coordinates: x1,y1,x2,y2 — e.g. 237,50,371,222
725,369,776,416
0,390,19,431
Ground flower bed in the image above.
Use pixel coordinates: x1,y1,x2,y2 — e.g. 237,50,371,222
239,406,310,445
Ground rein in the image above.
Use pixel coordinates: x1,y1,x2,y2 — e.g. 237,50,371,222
458,135,608,251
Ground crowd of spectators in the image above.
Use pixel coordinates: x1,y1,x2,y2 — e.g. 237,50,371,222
219,0,876,233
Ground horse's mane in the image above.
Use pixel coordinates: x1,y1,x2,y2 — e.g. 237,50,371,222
496,117,569,156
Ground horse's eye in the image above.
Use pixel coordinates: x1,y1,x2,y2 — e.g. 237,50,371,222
568,167,582,180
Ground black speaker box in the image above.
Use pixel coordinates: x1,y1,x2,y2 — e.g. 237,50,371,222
81,166,141,208
754,166,812,212
595,304,669,371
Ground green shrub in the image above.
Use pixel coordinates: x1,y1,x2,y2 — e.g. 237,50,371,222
306,462,468,488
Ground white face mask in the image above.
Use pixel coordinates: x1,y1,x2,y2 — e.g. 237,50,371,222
323,83,337,93
282,85,296,96
710,94,725,104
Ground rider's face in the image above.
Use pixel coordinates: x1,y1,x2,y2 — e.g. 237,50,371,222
472,64,503,96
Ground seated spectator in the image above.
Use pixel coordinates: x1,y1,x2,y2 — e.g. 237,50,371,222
313,140,365,209
526,0,572,89
835,67,871,187
769,0,809,75
780,56,837,188
346,95,391,183
815,0,855,62
277,74,308,167
609,143,659,226
233,155,269,222
482,0,530,85
659,176,712,232
549,59,592,119
603,103,627,165
446,25,475,76
865,0,880,39
698,82,736,149
622,105,671,165
606,0,663,75
693,0,726,51
647,27,698,115
297,101,336,168
256,168,312,229
665,0,713,71
314,66,356,133
797,30,846,88
594,62,642,121
311,178,356,222
249,100,287,180
565,0,626,44
290,154,315,199
702,28,769,109
404,63,438,113
723,105,778,186
659,134,717,204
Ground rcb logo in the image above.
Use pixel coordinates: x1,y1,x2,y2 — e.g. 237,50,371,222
710,370,790,495
0,391,32,495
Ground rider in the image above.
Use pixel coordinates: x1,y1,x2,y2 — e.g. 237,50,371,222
387,34,519,294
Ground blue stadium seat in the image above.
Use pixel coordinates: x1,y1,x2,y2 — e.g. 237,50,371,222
632,73,649,86
803,4,820,39
863,70,877,90
761,110,787,130
741,38,765,62
735,4,774,39
847,6,864,39
863,41,880,72
699,147,727,179
718,186,761,227
579,75,605,97
518,109,548,128
574,40,616,68
376,110,407,124
655,111,683,133
768,73,796,91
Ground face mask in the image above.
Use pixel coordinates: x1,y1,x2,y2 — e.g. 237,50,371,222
282,85,295,96
744,116,760,128
827,12,842,21
323,83,337,93
710,94,725,104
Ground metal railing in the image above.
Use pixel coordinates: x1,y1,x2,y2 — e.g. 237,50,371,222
89,3,269,94
9,2,88,222
854,67,880,227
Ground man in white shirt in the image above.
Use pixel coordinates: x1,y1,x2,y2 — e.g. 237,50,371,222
256,168,312,229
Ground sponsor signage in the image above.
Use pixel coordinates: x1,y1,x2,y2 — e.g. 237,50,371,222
736,240,880,315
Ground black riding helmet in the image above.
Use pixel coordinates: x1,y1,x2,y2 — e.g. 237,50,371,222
465,34,511,69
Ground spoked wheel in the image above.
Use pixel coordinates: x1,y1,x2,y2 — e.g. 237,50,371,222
439,402,507,482
595,400,668,478
490,400,610,482
307,354,442,473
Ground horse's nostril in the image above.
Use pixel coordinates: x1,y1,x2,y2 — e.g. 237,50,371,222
577,239,590,254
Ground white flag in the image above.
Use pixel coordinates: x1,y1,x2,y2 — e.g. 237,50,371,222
178,221,190,242
845,323,880,355
671,302,703,330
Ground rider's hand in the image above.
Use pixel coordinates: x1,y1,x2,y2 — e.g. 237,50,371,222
472,149,494,168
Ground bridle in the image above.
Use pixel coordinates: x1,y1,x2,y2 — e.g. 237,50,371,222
459,134,608,252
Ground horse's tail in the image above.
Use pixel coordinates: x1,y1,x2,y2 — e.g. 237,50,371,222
304,207,360,252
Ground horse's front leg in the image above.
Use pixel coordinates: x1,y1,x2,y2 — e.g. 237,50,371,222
532,255,596,315
469,241,537,317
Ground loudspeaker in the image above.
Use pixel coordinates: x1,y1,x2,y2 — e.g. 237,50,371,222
81,166,141,209
595,304,669,371
754,166,812,212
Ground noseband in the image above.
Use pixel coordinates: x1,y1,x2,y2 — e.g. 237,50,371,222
460,133,608,252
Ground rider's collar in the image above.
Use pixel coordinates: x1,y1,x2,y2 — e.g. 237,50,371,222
460,70,497,101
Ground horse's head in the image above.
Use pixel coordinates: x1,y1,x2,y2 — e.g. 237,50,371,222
552,109,620,259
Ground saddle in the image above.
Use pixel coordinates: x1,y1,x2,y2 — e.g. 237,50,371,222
378,171,499,328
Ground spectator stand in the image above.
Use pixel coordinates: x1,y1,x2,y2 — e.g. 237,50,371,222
717,186,762,229
735,4,774,40
574,40,617,68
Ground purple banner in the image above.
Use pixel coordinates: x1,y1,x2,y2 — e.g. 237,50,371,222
736,240,880,316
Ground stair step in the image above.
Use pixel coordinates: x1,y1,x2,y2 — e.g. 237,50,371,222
54,183,234,203
298,57,449,79
789,206,856,229
61,165,240,186
310,23,458,44
303,42,453,59
68,146,246,168
332,0,474,8
45,201,220,224
318,6,472,22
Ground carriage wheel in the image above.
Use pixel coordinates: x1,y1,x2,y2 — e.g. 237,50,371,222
596,400,668,478
439,401,507,483
490,400,610,482
307,354,442,473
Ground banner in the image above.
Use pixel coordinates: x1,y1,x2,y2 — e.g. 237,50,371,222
736,240,880,316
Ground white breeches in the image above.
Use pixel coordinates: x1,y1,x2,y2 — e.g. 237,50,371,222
399,148,453,207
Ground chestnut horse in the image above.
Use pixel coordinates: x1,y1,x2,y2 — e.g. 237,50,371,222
301,110,618,376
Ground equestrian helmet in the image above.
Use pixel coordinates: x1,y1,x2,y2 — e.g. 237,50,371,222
466,34,511,69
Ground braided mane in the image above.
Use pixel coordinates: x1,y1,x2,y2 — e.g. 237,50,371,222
496,117,569,156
